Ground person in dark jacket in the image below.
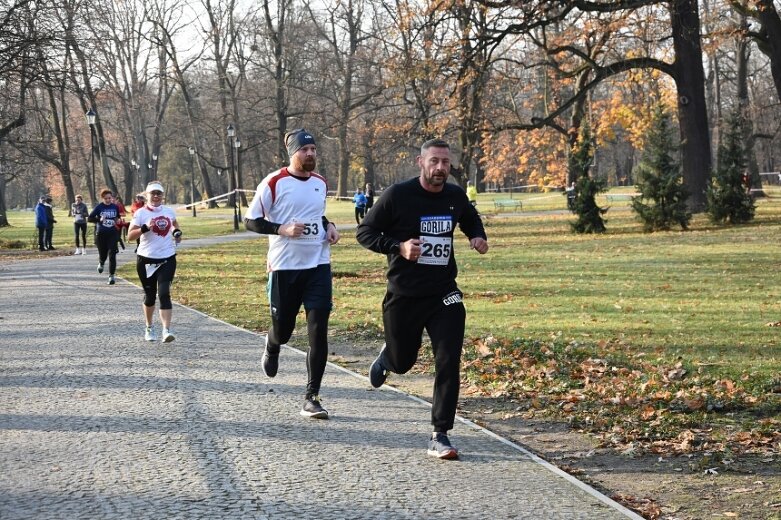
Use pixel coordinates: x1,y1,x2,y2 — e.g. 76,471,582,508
43,197,56,250
356,138,488,460
364,183,375,212
34,197,48,251
88,188,121,285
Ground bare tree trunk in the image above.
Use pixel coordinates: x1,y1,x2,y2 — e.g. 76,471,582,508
671,0,712,211
736,14,761,192
0,172,8,227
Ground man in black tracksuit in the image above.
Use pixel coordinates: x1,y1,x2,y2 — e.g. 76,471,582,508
356,138,489,460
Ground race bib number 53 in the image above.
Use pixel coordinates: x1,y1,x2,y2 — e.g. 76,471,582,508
294,221,321,241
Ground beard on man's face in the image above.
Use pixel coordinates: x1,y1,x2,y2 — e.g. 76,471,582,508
292,153,316,172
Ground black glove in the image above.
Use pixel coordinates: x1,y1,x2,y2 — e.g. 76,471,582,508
140,224,150,233
172,230,182,238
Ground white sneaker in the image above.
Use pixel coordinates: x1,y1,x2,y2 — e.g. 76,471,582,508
162,328,175,343
81,248,87,255
74,248,80,255
144,327,157,342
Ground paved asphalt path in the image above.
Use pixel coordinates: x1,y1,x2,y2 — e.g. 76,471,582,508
0,235,642,519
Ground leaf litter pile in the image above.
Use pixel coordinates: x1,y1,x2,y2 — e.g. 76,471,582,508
457,335,780,459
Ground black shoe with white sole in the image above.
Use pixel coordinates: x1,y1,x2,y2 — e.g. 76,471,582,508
300,395,329,419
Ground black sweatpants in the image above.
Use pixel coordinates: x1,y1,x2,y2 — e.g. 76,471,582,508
380,289,466,432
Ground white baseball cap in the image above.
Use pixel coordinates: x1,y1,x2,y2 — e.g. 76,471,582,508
146,182,165,193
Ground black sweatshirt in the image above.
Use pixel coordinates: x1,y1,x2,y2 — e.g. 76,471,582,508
356,177,486,297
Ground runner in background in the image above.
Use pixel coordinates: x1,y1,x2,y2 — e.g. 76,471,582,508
88,189,121,285
127,181,182,343
114,195,128,252
71,194,89,255
130,194,146,253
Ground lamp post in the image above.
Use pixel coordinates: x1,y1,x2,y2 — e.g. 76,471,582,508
227,123,238,231
85,108,96,203
235,136,242,212
152,153,158,177
188,147,197,217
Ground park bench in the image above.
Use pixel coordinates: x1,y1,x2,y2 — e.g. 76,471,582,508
494,199,522,211
605,193,639,203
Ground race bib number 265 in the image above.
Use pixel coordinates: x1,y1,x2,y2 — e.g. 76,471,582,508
418,236,451,265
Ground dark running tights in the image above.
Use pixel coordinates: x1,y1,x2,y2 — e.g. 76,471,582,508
268,307,330,398
96,231,118,275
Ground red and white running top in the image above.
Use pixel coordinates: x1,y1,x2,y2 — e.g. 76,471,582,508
245,167,331,271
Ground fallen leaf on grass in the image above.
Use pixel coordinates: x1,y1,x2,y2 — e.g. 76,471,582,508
667,368,687,381
640,405,656,421
684,397,705,411
474,340,492,358
611,494,661,519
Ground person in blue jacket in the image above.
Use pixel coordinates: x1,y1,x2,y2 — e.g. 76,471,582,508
88,188,121,285
34,196,49,251
353,188,367,224
43,197,56,250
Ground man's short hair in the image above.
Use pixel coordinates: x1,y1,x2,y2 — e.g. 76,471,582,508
420,139,450,155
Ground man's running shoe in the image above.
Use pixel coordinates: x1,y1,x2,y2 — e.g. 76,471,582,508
369,345,388,388
144,327,157,342
97,263,104,273
162,328,175,343
107,275,115,285
427,433,459,460
81,248,87,255
300,395,329,419
262,339,279,378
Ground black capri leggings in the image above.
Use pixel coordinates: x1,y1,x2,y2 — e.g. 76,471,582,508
136,255,177,310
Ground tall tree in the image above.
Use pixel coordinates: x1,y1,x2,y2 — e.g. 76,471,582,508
478,0,713,210
306,0,380,197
